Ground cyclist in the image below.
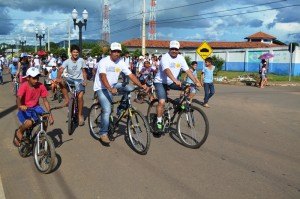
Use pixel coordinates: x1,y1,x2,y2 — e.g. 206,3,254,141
49,65,58,100
57,45,87,126
93,42,148,144
16,53,31,84
13,67,54,147
153,40,201,134
184,61,202,102
135,60,156,103
9,58,19,82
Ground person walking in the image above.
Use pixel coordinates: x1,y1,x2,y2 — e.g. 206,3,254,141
201,57,215,108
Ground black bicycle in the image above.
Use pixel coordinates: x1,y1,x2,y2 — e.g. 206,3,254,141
66,81,79,135
147,82,209,149
89,86,151,155
16,108,56,174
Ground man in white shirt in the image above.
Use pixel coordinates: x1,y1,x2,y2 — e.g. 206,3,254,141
153,40,201,133
93,42,147,144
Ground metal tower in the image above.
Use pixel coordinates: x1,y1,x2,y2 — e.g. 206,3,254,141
149,0,157,40
102,0,110,42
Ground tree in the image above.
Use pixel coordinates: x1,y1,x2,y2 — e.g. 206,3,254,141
211,55,225,75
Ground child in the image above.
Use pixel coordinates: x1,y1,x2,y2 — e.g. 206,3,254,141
136,60,156,102
185,61,202,102
201,57,215,108
260,64,268,88
49,65,58,99
13,67,54,147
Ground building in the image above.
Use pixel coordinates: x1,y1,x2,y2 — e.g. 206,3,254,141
123,32,300,76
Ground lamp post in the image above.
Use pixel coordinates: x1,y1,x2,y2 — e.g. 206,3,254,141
19,36,26,52
72,8,88,57
35,27,45,50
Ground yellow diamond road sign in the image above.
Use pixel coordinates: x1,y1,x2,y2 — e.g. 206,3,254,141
196,41,213,60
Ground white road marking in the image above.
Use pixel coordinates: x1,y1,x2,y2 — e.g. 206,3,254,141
0,174,6,199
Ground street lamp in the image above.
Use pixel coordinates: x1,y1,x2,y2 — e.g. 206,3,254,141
35,27,45,50
19,36,26,52
72,8,88,57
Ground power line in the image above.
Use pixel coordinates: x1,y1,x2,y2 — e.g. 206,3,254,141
154,4,299,25
156,0,287,23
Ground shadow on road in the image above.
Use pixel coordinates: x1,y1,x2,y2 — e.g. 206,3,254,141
47,128,73,148
0,104,17,119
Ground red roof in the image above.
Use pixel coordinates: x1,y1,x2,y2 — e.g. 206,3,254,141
244,31,276,39
122,38,283,49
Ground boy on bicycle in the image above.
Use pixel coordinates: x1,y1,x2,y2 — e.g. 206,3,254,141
13,67,54,147
49,64,58,100
153,40,201,134
93,42,148,144
57,45,87,126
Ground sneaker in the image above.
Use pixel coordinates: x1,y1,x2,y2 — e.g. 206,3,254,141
100,134,110,144
203,103,210,108
156,122,163,132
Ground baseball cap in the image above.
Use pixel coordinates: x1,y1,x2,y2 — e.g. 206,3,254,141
110,42,122,51
169,40,180,49
139,56,144,59
21,53,28,58
12,57,19,62
23,67,40,78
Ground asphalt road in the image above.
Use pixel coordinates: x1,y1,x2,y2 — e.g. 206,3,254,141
0,73,299,199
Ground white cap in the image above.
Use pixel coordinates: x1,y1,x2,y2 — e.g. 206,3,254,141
169,40,180,49
50,53,53,56
110,42,122,51
48,62,57,67
139,56,144,59
21,53,28,58
35,55,39,58
12,58,19,62
23,67,40,78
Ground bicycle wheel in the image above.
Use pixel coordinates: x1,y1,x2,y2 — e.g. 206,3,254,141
127,109,151,155
177,105,209,149
33,133,55,174
146,99,159,133
67,98,75,135
88,103,101,140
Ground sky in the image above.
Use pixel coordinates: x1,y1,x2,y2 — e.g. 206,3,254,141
0,0,299,46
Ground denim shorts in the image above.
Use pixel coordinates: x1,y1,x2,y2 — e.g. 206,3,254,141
65,77,85,92
17,105,45,124
154,83,182,100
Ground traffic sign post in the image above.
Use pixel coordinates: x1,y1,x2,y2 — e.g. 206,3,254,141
196,41,213,60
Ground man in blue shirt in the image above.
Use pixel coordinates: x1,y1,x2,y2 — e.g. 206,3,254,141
9,58,19,82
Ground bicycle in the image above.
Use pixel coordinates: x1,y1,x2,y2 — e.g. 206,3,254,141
134,72,156,104
66,81,79,135
88,86,151,155
12,76,19,96
146,82,209,149
16,108,56,174
53,82,63,103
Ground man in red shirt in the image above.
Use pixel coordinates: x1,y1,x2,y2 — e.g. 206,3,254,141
13,67,54,147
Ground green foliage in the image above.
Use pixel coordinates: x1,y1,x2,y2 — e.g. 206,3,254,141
184,56,192,67
131,49,142,58
90,45,102,57
211,55,225,75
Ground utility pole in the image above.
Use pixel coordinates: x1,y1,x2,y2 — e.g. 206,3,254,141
142,0,146,56
102,0,110,42
68,18,71,57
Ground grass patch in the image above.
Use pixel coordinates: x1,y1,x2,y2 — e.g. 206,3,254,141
215,71,300,82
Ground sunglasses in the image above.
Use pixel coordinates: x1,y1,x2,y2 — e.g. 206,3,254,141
170,48,179,51
111,50,122,53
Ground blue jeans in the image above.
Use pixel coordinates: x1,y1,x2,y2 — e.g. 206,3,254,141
203,83,215,104
96,83,134,135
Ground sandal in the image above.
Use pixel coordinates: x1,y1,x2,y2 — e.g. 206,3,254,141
13,129,22,147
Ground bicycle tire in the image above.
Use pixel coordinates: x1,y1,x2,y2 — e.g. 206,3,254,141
88,103,101,140
33,133,55,174
127,109,151,155
67,98,75,135
18,140,32,158
177,105,209,149
146,99,159,133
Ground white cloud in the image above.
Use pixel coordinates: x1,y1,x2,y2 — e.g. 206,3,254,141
185,33,202,40
274,22,300,33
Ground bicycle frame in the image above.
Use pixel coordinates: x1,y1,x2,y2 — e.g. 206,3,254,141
66,81,79,119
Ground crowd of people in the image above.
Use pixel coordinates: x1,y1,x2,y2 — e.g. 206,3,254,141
0,40,216,146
